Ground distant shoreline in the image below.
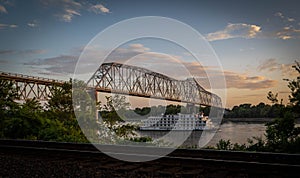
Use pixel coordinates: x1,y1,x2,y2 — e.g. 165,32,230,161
222,118,300,124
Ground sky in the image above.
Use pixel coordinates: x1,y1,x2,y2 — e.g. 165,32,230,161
0,0,300,108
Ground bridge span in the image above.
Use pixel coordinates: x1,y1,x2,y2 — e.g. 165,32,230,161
88,62,222,107
0,62,222,107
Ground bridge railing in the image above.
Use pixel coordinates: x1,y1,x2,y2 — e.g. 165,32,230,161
0,72,65,84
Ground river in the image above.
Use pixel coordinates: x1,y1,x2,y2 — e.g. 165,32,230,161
138,122,267,148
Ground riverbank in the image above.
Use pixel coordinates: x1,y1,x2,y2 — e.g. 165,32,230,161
222,118,300,124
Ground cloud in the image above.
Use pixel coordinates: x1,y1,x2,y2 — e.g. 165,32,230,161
41,0,82,22
276,26,300,40
287,18,295,22
60,8,81,22
196,69,277,90
257,58,278,72
274,12,284,19
0,50,14,54
20,49,48,55
27,20,39,27
0,4,7,13
274,12,296,22
127,44,150,53
41,0,110,22
89,4,110,14
224,71,277,90
24,43,181,77
257,58,299,77
206,12,300,41
206,23,261,41
24,55,78,74
271,12,300,40
174,61,277,90
0,49,47,55
0,23,17,29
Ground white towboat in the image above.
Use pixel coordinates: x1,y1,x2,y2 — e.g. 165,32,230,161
139,113,211,131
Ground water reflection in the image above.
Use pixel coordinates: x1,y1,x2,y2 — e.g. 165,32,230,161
138,122,267,148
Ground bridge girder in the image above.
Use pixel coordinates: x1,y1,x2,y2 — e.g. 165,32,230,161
88,62,222,107
0,63,222,107
0,72,64,101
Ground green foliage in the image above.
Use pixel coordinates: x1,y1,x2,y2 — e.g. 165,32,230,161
215,60,300,153
216,139,232,150
111,123,137,138
0,79,20,137
100,95,130,126
224,102,285,118
285,61,300,115
0,79,88,143
267,91,279,104
130,136,152,142
47,80,74,121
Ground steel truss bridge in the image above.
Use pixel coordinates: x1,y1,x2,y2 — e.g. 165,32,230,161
0,72,65,101
88,63,222,107
0,62,222,107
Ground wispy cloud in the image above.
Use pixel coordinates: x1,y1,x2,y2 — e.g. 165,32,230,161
0,49,47,55
275,26,300,40
27,20,39,28
223,71,277,90
257,58,299,77
59,9,81,22
182,61,277,90
257,58,278,72
24,43,178,76
89,4,110,14
0,23,17,29
274,12,296,22
274,12,284,19
0,4,7,13
41,0,110,22
25,55,77,74
206,23,261,41
0,49,14,54
272,12,300,40
206,12,300,41
41,0,82,22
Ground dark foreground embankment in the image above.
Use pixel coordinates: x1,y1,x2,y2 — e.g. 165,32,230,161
0,139,299,177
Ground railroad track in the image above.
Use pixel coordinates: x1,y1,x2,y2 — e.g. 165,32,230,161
0,139,299,177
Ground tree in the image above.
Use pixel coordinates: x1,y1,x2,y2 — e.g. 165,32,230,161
47,80,74,121
267,91,278,104
264,60,300,152
265,112,297,151
0,79,20,137
101,95,130,126
285,61,300,115
3,98,43,139
0,79,19,117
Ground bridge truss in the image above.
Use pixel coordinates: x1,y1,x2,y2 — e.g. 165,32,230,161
0,72,64,101
0,63,222,107
88,63,222,107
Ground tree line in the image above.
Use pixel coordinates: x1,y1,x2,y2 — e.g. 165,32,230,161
0,79,151,144
212,61,300,153
0,80,88,142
